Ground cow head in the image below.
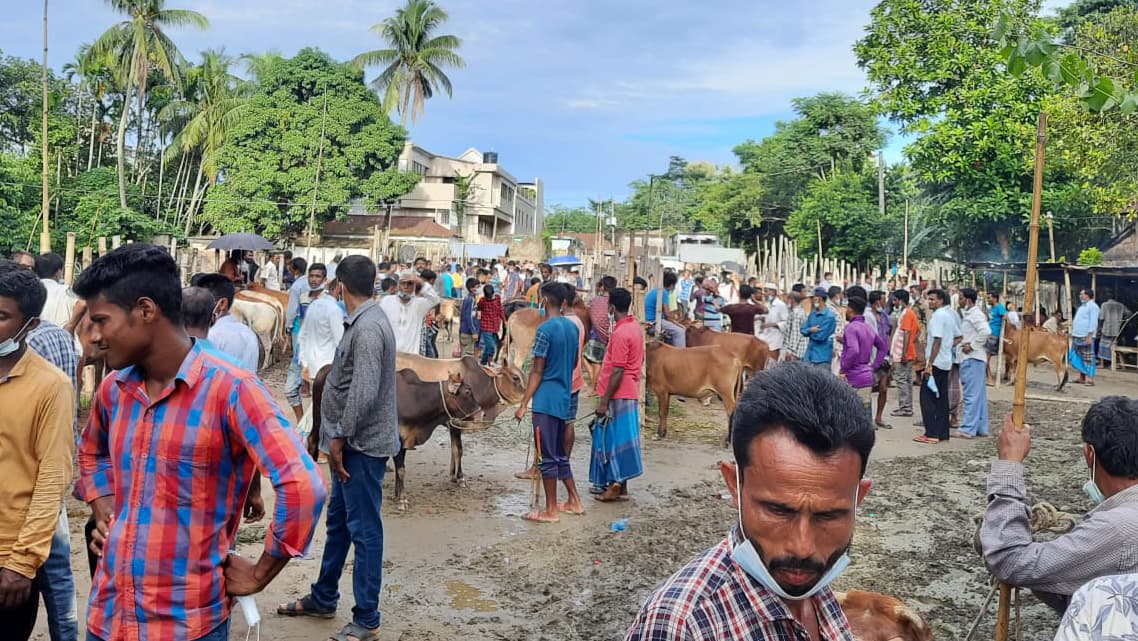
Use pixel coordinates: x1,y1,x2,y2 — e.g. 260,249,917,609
482,363,527,404
443,374,481,419
834,590,933,641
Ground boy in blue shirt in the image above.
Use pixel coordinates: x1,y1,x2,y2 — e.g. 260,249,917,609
514,282,584,523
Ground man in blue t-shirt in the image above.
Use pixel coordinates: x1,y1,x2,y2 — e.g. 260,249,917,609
514,282,584,523
644,272,687,347
986,291,1007,383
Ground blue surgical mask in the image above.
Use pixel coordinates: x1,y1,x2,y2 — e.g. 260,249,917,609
1084,449,1106,505
0,317,37,357
729,466,855,601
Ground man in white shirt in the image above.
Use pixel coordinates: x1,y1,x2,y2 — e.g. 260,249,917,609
34,252,78,328
916,288,960,444
259,253,282,291
956,288,990,438
190,272,261,372
379,272,440,353
298,280,345,384
756,283,787,362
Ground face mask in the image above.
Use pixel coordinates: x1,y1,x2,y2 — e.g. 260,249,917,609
308,283,325,292
0,317,37,357
729,466,855,601
1084,449,1106,505
398,291,413,301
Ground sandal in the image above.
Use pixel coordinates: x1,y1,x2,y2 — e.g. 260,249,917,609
277,595,336,619
328,622,380,641
875,420,893,430
889,409,913,417
912,435,941,444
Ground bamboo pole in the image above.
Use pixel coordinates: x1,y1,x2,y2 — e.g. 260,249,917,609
111,235,121,250
97,236,107,257
63,233,76,285
81,246,91,271
998,111,1048,641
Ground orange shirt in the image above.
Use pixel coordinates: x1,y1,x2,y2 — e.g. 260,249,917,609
899,307,919,361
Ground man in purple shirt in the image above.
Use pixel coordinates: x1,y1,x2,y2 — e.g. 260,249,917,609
840,296,888,422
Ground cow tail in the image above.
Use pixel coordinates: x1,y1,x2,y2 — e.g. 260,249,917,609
307,365,331,461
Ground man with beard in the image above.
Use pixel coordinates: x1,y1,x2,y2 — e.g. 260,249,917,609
626,363,874,641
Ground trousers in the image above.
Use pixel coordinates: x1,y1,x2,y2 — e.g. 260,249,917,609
959,359,990,436
892,362,913,413
919,366,952,441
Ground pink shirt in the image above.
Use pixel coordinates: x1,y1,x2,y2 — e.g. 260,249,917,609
567,314,586,394
596,315,644,400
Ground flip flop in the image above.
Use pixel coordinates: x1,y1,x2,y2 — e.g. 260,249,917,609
276,595,336,619
875,420,893,429
594,493,630,503
912,435,941,444
522,510,559,523
327,622,379,641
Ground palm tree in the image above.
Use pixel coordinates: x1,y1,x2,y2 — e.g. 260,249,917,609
92,0,207,209
239,50,284,84
161,50,249,233
352,0,465,126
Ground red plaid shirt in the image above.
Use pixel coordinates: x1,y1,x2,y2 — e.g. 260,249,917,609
625,528,855,641
75,342,327,641
478,296,505,333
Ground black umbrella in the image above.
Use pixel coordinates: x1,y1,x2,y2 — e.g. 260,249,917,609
720,260,745,274
206,233,274,251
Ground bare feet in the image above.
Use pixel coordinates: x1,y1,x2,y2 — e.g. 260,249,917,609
522,509,559,523
514,466,539,480
557,501,585,515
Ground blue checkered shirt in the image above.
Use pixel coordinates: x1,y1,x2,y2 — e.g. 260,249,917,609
28,320,79,433
625,527,854,641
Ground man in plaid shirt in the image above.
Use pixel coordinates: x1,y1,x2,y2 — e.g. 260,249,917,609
72,245,327,641
626,363,875,641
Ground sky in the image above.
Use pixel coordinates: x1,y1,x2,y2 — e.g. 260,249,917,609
3,0,1068,209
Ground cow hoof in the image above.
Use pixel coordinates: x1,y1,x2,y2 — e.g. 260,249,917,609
653,433,665,440
458,477,467,488
398,499,409,512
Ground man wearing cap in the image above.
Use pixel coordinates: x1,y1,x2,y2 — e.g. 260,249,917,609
379,271,440,353
757,283,788,362
801,287,836,371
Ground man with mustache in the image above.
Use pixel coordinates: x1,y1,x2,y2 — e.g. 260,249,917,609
626,363,874,641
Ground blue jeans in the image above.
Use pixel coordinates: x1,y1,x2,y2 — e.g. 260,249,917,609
36,504,77,641
479,331,498,365
89,620,229,641
959,358,990,436
285,358,303,408
310,448,387,630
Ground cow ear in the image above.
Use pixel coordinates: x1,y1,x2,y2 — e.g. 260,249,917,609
447,379,461,394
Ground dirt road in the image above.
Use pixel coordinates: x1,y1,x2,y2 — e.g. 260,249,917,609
38,343,1110,641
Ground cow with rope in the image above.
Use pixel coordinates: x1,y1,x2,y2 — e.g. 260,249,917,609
977,397,1138,624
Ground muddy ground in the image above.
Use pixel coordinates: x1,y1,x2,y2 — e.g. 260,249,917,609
37,335,1113,641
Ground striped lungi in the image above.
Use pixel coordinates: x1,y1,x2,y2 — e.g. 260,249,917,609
588,399,644,489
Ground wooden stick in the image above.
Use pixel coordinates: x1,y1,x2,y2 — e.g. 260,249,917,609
999,110,1047,641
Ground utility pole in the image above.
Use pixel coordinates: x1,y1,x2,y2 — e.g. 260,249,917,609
39,0,51,253
903,199,910,271
305,86,329,262
877,150,886,217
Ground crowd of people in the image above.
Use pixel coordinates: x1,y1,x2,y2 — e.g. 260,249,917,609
0,244,1133,641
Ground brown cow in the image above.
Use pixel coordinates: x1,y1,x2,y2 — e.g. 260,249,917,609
500,298,591,369
835,590,933,641
393,353,528,509
247,281,291,309
645,341,745,446
1002,325,1069,391
684,325,771,377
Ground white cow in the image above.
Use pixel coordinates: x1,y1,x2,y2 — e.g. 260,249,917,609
230,295,284,369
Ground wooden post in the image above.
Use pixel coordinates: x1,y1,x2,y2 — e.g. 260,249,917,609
999,111,1048,641
816,219,823,265
97,236,107,257
111,235,121,250
81,246,92,271
63,232,76,286
1063,265,1073,325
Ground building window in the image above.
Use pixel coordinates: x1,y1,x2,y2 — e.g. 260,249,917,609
411,161,428,176
438,209,450,225
442,176,456,184
499,183,515,210
479,219,494,237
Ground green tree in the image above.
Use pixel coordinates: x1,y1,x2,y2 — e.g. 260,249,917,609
786,168,885,264
160,50,250,233
1056,0,1138,29
203,49,419,237
92,0,208,208
544,205,600,234
352,0,465,125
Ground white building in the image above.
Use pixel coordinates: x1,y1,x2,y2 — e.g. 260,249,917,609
391,142,544,242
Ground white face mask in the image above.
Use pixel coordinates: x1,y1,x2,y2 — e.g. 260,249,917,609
1084,448,1106,505
730,465,856,601
0,317,37,357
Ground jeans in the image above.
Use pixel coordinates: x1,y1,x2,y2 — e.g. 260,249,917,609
310,448,387,630
959,358,990,436
89,620,229,641
919,367,951,440
36,505,77,641
285,358,303,408
892,362,913,413
651,319,686,347
479,330,498,365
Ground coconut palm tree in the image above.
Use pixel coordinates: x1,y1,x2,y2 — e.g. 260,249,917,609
92,0,207,209
239,50,284,84
161,50,249,233
352,0,465,126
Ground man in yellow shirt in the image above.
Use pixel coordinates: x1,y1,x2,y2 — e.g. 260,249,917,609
0,260,74,640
